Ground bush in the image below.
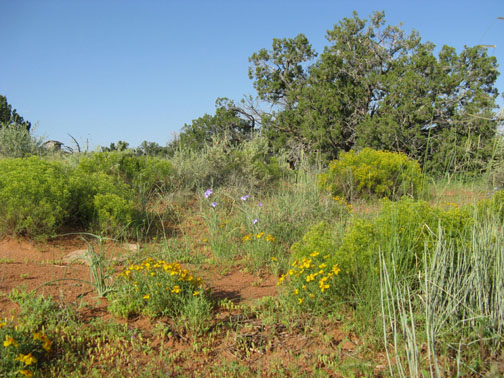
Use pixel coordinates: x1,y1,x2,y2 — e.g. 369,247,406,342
76,151,174,194
0,122,45,158
170,134,290,191
336,198,472,298
92,194,136,236
108,258,213,333
319,148,424,200
0,157,69,238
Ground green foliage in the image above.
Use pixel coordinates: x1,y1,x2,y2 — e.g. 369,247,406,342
170,134,289,191
337,198,472,297
92,194,136,236
108,258,213,333
0,157,69,238
0,122,45,158
249,11,500,173
0,94,31,130
179,97,255,151
319,148,424,200
0,318,53,377
477,189,504,222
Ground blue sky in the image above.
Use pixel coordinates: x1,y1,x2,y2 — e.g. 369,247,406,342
1,0,503,149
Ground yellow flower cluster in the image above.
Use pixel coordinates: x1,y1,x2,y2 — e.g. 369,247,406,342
333,196,353,212
277,251,341,305
1,322,53,378
118,258,203,297
241,232,275,243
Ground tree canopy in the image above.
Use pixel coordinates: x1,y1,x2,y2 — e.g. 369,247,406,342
248,11,500,174
0,95,31,131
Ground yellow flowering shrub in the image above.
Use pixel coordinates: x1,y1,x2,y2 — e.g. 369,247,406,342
0,317,53,376
277,250,341,312
319,148,424,200
108,258,213,320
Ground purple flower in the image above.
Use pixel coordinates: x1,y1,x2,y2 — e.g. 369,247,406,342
257,202,263,207
240,195,250,201
253,218,258,225
211,202,218,208
204,189,213,199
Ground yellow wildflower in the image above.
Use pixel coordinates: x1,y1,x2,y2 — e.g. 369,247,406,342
271,257,278,262
310,251,319,257
265,234,275,242
193,291,200,296
3,335,18,347
143,294,150,299
172,285,181,294
0,321,6,329
19,370,33,378
15,353,37,366
256,232,265,239
298,298,304,304
332,265,341,275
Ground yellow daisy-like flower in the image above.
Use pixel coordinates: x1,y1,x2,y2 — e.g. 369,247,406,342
332,265,341,275
256,232,265,239
3,335,18,347
0,321,6,329
172,285,181,294
310,251,319,257
15,353,37,366
143,294,150,299
298,298,304,304
19,370,33,378
265,234,275,242
271,257,278,262
193,291,200,296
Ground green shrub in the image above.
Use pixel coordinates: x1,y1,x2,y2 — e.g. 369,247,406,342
319,148,424,200
0,157,69,238
0,122,45,158
170,134,290,191
288,198,473,303
76,151,174,194
477,189,504,222
108,258,213,333
66,170,133,231
92,194,136,236
337,198,472,297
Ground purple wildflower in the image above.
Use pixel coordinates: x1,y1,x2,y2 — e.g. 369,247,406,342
211,202,218,208
253,218,258,225
240,195,250,201
257,202,263,207
204,189,213,199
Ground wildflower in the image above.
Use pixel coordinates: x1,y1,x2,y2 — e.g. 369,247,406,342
19,370,33,378
143,294,150,299
3,335,18,347
257,202,263,207
172,285,181,294
204,189,213,198
256,232,265,239
265,234,275,242
202,238,208,243
253,218,258,225
298,298,304,304
310,251,320,257
0,321,5,329
271,256,278,262
241,234,252,243
193,291,200,296
332,265,341,275
211,202,218,208
240,194,250,201
15,353,37,366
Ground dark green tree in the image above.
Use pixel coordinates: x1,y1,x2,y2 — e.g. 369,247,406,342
249,11,500,174
0,95,31,131
179,97,256,150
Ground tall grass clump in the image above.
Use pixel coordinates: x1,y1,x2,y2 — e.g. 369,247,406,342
169,134,290,192
0,122,45,158
380,215,504,376
319,148,425,201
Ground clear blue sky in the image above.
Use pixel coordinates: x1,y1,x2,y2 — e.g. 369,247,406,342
1,0,503,149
